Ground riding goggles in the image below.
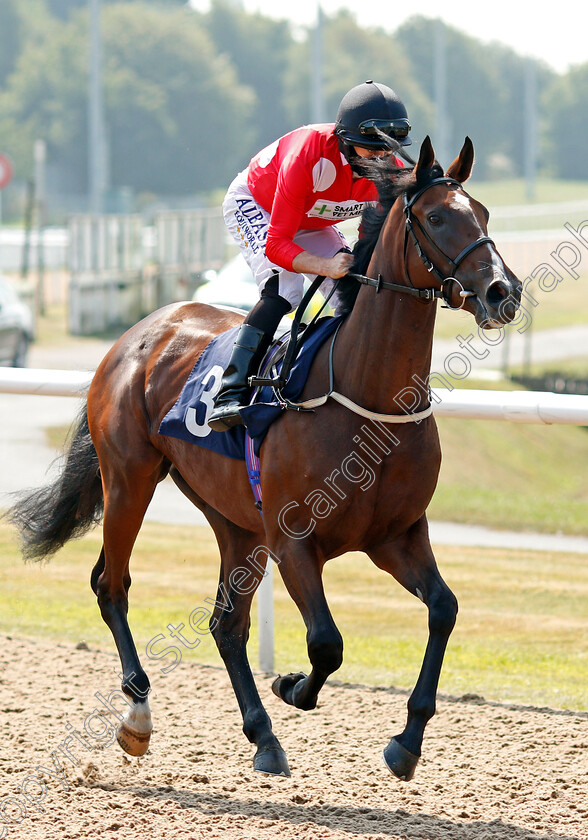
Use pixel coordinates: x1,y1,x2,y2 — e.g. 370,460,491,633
359,118,412,145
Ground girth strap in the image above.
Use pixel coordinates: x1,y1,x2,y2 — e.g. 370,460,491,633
274,321,433,423
290,389,433,423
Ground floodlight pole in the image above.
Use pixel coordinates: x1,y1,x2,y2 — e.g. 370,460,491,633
88,0,108,214
434,19,450,167
310,3,325,124
524,58,537,201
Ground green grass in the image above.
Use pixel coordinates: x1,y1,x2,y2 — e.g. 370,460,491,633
468,176,588,207
33,302,76,346
434,270,588,338
430,406,588,535
33,301,126,344
45,423,71,450
1,520,586,711
509,357,588,379
433,176,588,336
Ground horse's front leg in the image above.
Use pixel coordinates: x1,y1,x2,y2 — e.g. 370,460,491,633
367,516,458,781
270,539,344,713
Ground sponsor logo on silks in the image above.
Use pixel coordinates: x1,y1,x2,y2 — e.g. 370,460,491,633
233,197,268,254
307,199,377,220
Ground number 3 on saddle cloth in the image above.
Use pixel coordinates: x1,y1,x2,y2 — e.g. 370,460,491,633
158,315,344,512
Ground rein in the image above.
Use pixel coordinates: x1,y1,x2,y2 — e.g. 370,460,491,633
278,320,433,423
249,285,434,424
249,176,492,424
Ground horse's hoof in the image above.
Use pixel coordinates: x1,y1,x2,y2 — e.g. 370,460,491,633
117,721,152,757
254,747,291,777
271,672,307,706
382,737,419,781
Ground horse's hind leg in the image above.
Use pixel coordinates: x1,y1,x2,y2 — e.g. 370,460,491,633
92,457,165,756
207,518,290,776
367,516,458,781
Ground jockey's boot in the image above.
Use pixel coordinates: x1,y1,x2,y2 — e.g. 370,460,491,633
207,323,268,432
209,278,292,432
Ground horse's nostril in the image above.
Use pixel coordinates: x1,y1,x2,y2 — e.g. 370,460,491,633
486,280,510,309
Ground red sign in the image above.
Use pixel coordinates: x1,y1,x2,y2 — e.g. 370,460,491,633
0,153,13,190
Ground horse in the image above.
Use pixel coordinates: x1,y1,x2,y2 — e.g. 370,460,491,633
8,136,521,782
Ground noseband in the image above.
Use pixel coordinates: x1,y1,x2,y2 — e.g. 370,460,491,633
349,177,495,310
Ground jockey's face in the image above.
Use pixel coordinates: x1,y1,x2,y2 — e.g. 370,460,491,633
352,146,390,159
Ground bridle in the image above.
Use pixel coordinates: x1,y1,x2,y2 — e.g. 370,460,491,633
348,176,495,310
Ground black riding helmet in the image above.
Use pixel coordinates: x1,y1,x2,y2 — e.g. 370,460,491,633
334,80,412,149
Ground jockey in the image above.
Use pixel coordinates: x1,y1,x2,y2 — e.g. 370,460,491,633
208,80,412,432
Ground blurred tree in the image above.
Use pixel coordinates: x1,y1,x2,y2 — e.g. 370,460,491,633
0,2,255,194
397,16,555,179
0,0,55,87
283,10,433,142
398,17,504,177
204,1,293,151
0,1,63,175
544,64,588,179
103,3,255,193
0,0,22,87
46,0,185,20
45,0,86,17
0,0,582,204
323,11,432,136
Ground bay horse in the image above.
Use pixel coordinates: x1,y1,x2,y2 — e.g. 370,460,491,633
8,137,521,781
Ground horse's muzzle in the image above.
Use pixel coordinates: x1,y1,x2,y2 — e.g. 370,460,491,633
476,274,522,328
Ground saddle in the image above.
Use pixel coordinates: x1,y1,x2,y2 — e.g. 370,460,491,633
158,311,344,462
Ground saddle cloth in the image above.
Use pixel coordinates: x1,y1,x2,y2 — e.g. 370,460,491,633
158,315,344,460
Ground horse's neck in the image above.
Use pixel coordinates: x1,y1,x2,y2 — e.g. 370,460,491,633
335,231,437,414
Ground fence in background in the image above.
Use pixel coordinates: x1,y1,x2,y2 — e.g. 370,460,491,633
2,369,588,424
68,214,144,334
0,227,69,273
148,208,226,310
3,198,588,325
66,209,226,334
489,199,588,277
3,368,588,423
489,199,588,233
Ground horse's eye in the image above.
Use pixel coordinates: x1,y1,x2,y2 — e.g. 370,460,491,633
427,213,441,226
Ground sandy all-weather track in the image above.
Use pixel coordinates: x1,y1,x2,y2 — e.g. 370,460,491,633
0,635,586,840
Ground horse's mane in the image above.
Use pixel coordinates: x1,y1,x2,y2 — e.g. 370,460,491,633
337,156,445,314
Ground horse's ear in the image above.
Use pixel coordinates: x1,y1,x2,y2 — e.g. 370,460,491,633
446,137,474,183
415,135,435,176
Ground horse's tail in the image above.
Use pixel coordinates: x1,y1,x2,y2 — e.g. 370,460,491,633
6,404,104,562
